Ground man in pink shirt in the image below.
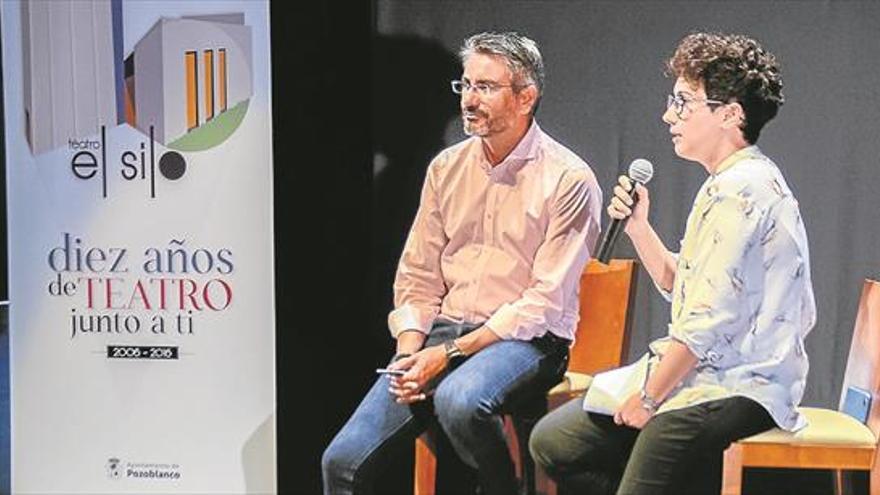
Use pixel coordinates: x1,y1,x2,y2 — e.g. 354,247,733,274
323,31,602,495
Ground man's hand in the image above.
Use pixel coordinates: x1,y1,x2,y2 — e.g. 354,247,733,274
613,393,652,429
608,176,650,236
387,345,448,404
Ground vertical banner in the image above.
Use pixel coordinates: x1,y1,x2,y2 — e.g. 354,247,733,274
1,1,276,492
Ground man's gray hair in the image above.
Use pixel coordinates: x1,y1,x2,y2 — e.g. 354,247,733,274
459,31,545,103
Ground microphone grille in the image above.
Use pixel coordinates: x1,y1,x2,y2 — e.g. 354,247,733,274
628,158,654,184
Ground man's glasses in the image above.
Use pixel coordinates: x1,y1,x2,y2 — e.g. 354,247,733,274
451,80,519,97
666,94,725,118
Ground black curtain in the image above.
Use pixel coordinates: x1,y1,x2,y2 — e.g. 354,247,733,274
273,2,373,493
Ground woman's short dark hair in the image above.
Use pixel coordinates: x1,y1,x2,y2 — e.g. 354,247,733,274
667,32,784,144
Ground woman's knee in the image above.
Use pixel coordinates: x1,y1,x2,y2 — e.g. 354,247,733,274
528,401,586,474
528,414,562,471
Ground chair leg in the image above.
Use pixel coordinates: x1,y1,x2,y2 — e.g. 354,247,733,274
510,398,548,495
414,431,437,495
504,414,534,495
870,465,879,495
511,414,541,495
834,469,857,495
721,443,744,495
415,401,547,495
535,463,558,495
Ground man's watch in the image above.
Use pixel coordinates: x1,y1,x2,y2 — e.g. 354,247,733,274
443,340,466,364
639,388,661,414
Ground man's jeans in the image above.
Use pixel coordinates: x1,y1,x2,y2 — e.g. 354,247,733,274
322,320,569,495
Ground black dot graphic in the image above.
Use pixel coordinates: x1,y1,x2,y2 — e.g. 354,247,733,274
159,151,186,180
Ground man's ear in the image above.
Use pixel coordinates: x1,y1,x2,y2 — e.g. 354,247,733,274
517,85,538,116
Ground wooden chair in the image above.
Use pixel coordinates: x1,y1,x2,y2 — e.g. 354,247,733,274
414,259,639,495
721,278,880,495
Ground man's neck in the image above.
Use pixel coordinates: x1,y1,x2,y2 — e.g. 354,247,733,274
481,118,531,166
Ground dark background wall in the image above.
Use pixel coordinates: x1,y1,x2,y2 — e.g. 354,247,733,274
274,2,374,494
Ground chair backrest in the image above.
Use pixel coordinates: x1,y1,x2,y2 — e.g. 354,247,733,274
838,279,880,441
568,259,638,376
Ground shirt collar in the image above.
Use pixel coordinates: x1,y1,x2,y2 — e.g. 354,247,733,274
480,119,541,175
505,119,541,163
714,145,761,176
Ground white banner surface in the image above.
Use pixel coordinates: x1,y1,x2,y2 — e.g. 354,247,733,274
1,1,276,492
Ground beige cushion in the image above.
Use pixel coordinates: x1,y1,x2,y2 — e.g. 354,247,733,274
547,372,594,396
739,407,876,446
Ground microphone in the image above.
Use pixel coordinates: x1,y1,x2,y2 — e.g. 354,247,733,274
595,159,654,264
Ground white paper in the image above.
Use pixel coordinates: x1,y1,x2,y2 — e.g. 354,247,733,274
582,353,650,415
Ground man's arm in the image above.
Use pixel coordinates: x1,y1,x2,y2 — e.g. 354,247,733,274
395,330,427,357
387,160,449,340
481,167,601,340
384,157,454,403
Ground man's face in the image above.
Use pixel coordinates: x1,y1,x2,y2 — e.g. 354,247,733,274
662,77,727,163
459,53,527,138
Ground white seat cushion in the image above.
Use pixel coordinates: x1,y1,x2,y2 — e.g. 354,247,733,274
739,407,876,446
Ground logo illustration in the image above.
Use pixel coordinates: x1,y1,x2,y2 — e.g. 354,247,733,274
106,457,122,480
21,3,253,156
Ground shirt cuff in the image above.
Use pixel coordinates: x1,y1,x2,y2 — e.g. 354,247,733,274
668,325,717,362
484,303,519,340
388,305,435,338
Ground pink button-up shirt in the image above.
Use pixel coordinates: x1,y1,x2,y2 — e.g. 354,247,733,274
388,121,602,341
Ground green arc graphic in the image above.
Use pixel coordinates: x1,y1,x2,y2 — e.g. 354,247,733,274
167,99,250,152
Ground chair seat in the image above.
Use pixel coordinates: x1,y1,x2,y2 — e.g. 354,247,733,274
739,407,876,447
547,372,593,396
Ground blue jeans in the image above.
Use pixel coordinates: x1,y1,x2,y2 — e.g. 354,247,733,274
322,320,569,495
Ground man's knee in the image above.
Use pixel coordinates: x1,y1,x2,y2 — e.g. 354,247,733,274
321,434,358,484
433,382,493,429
